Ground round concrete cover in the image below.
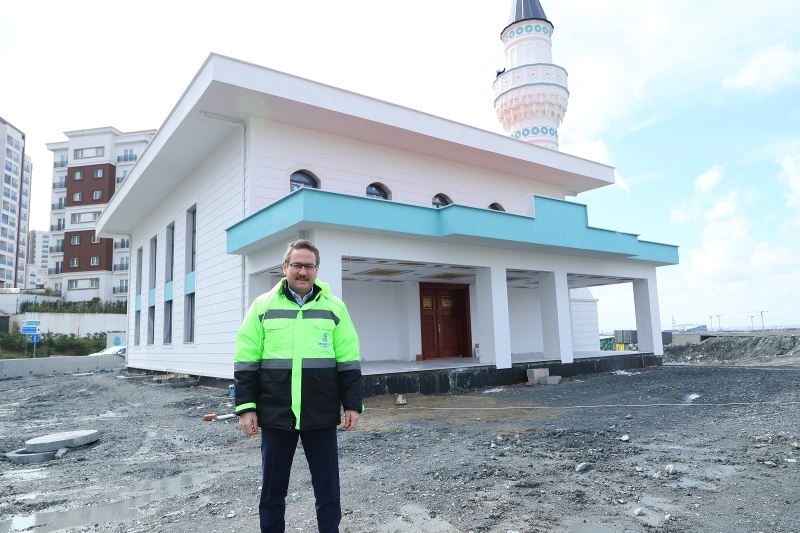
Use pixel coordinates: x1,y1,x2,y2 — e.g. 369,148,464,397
6,448,56,465
25,430,100,452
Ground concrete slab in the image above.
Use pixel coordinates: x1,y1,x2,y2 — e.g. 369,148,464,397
25,430,100,452
5,447,56,464
546,376,562,385
527,368,550,381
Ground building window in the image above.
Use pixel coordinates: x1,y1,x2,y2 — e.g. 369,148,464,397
74,147,104,159
92,190,102,200
289,170,319,192
432,194,452,208
147,306,155,345
73,170,82,181
149,235,157,289
134,310,141,345
72,192,82,202
184,293,195,343
163,300,172,344
93,168,103,178
90,256,99,266
90,278,98,288
165,222,174,282
54,282,62,292
136,247,143,294
69,257,79,268
488,203,505,211
185,206,196,273
68,280,78,289
366,182,390,200
91,233,101,244
70,235,80,245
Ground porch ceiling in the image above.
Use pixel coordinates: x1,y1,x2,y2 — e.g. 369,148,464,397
260,259,636,289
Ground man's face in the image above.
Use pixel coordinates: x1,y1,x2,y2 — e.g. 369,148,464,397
283,248,318,296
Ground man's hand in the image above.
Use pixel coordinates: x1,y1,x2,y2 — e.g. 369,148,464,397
342,410,359,431
239,411,259,436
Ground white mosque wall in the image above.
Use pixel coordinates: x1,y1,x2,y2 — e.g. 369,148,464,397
245,118,566,217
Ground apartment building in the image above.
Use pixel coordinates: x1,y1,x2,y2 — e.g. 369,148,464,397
46,127,155,301
0,116,31,288
26,230,50,288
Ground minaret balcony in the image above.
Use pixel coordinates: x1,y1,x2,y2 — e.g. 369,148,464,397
493,63,568,97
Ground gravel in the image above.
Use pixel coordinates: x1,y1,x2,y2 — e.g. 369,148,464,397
1,364,799,532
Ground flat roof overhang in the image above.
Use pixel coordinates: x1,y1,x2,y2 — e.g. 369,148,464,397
98,53,615,235
226,188,679,266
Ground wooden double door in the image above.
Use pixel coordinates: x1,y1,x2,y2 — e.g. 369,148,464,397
420,283,472,359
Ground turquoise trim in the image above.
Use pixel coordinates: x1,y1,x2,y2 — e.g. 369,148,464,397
185,271,195,294
135,295,141,311
148,289,156,307
226,189,678,265
498,63,568,77
164,281,173,301
495,82,570,102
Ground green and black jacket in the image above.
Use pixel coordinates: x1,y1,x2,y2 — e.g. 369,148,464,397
233,278,362,430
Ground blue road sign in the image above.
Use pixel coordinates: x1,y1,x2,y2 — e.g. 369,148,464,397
21,325,40,335
30,334,40,343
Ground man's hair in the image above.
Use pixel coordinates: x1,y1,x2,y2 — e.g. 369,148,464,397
283,239,320,266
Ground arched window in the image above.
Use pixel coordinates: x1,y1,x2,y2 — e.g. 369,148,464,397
488,203,505,212
432,194,452,209
290,170,319,192
366,182,390,200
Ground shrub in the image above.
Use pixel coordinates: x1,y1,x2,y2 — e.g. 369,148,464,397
19,298,127,314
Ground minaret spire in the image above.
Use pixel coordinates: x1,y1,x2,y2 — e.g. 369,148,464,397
494,0,569,150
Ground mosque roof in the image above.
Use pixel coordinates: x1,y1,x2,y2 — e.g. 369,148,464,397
504,0,551,33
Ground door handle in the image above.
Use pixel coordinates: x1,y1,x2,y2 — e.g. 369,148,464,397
438,323,441,334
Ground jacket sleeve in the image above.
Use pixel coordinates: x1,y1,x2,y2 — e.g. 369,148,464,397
333,303,363,413
233,300,264,415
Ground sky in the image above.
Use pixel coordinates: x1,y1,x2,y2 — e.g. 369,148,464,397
1,0,799,331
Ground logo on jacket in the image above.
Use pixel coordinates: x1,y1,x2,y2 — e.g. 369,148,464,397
318,332,331,349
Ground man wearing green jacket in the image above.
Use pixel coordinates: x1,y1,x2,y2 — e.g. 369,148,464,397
234,239,362,533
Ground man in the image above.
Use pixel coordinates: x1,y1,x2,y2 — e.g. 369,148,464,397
234,239,363,533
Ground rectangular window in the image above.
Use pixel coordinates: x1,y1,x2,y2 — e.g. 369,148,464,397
163,300,172,344
73,170,82,181
165,223,174,282
72,192,82,202
185,206,196,273
147,306,155,345
91,233,101,244
134,310,141,345
54,282,62,292
92,190,102,200
74,147,104,159
136,247,143,294
90,278,98,288
93,168,103,178
90,256,99,266
184,293,195,343
70,235,80,245
149,235,157,289
68,280,78,289
69,257,78,268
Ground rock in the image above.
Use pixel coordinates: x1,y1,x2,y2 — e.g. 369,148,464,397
226,511,236,518
575,462,591,473
635,466,644,472
55,447,69,459
620,435,630,442
665,464,677,476
665,514,672,521
764,461,777,468
785,458,797,463
625,414,633,419
633,507,644,516
792,442,800,449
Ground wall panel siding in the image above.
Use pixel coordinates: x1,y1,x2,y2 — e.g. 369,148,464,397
126,133,244,377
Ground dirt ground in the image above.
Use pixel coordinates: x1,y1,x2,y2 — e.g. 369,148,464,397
1,364,799,533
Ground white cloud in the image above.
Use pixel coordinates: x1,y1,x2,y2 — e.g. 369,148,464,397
778,154,800,209
723,44,800,92
669,208,691,223
705,190,739,221
694,166,724,193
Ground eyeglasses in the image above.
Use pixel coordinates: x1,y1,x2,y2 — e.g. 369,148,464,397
288,263,318,272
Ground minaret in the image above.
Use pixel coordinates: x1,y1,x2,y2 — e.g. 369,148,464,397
494,0,569,150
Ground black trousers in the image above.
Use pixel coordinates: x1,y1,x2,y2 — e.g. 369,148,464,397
259,426,341,533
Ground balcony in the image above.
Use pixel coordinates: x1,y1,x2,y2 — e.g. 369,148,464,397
49,224,65,232
53,160,68,169
112,264,129,271
117,154,137,163
48,268,62,275
114,240,130,249
49,245,64,253
53,180,66,189
112,286,129,294
51,203,65,210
